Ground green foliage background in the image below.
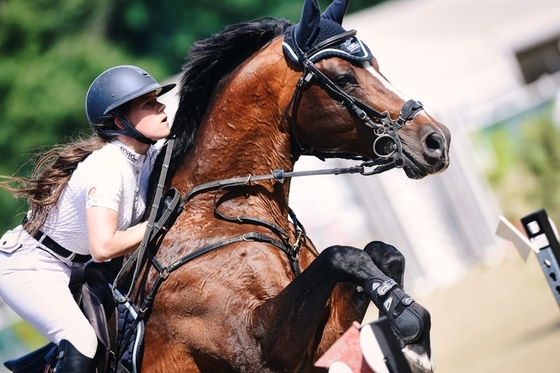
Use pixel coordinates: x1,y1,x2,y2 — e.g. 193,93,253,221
0,0,383,233
477,103,560,225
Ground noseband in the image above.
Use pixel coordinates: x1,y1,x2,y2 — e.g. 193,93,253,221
282,29,424,173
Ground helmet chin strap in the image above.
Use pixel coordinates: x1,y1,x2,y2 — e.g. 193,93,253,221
118,116,156,145
102,115,156,145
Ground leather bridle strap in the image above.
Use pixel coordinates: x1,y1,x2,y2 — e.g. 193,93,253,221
291,60,424,168
113,149,388,304
281,27,424,170
178,163,380,208
213,185,291,242
128,164,376,309
112,137,175,303
134,231,298,318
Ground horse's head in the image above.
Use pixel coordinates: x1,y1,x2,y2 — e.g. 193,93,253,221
282,0,450,179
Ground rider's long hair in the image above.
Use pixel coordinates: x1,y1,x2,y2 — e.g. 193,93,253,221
0,134,109,235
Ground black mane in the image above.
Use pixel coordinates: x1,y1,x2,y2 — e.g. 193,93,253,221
152,17,293,198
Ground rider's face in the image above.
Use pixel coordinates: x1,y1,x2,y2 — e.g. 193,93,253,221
126,91,171,142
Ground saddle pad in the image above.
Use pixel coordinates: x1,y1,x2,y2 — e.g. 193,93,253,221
114,295,145,373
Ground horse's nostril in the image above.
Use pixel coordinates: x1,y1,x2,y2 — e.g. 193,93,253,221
423,133,445,163
426,133,444,151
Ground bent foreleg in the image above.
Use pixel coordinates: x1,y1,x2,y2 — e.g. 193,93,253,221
363,241,434,373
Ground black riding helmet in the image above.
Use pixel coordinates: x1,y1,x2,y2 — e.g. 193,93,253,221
85,65,175,144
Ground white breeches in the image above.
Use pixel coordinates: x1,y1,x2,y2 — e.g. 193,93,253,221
0,227,97,358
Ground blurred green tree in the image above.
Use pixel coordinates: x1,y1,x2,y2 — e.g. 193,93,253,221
0,0,166,230
107,0,381,73
521,111,560,222
482,104,560,224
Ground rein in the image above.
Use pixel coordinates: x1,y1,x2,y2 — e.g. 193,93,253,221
113,156,387,309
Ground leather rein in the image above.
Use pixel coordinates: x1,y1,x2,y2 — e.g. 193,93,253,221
112,32,424,319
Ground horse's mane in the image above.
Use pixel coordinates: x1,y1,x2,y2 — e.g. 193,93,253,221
147,17,293,204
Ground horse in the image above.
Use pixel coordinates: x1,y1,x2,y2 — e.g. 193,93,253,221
134,0,450,372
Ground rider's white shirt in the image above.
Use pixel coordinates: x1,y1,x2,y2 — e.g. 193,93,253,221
39,140,156,256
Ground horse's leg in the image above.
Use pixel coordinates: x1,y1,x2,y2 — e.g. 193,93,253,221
311,240,431,373
302,281,369,373
363,241,433,372
310,240,406,366
324,244,429,349
254,244,431,372
364,241,406,288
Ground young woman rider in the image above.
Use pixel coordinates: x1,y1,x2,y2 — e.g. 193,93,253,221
0,65,175,372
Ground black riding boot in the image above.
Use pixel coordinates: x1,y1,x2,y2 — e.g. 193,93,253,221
56,340,96,373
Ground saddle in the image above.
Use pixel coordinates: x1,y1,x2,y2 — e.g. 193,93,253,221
3,263,145,373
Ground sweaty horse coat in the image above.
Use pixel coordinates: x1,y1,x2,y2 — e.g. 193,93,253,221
132,0,451,372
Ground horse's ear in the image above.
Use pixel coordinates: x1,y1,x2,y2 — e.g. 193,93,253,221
295,0,322,50
321,0,350,25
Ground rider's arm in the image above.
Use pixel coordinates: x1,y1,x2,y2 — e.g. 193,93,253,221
85,188,147,262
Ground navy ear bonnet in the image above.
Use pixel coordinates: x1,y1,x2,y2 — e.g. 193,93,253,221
282,0,373,65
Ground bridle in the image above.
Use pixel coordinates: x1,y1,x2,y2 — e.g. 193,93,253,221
112,29,425,321
282,29,424,173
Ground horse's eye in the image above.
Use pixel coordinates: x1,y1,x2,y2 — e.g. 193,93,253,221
334,74,356,88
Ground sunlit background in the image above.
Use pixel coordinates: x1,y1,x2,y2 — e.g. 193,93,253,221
1,0,560,372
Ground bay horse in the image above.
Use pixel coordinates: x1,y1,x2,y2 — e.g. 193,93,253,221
135,0,450,372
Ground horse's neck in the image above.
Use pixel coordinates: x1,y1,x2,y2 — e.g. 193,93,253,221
171,38,302,237
172,116,294,237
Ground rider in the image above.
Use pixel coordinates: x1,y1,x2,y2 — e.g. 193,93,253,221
0,65,175,372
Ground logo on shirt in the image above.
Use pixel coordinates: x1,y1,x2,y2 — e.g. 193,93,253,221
120,146,137,162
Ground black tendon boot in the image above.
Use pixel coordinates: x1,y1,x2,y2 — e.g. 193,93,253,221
56,340,96,373
363,278,424,344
